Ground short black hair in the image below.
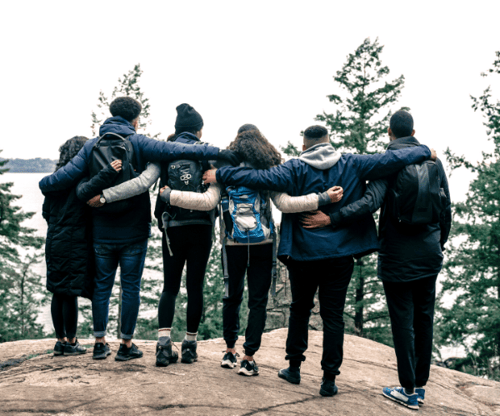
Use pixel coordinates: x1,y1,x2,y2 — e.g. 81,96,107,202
390,110,414,138
109,97,142,122
304,125,329,141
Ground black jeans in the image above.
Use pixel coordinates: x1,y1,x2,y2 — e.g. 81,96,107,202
383,275,437,390
285,256,354,378
158,224,213,333
222,244,272,356
51,293,78,340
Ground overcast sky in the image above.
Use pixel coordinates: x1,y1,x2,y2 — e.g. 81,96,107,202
2,0,500,201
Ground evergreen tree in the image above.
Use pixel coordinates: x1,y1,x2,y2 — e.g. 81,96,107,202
438,52,500,380
284,38,405,343
319,38,405,342
0,153,46,342
90,64,159,139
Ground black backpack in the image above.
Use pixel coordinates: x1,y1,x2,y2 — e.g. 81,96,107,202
387,159,446,225
89,132,137,214
164,158,210,222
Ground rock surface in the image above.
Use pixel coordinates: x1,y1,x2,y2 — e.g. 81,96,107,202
1,329,499,415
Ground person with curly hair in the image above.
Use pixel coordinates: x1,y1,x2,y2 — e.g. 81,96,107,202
159,124,343,376
42,136,122,357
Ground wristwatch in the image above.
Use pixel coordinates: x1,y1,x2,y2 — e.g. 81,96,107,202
100,195,106,204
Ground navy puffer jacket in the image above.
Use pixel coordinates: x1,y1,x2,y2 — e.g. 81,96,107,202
217,143,432,263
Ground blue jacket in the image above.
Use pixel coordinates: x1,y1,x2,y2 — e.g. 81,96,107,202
216,143,432,262
39,117,221,243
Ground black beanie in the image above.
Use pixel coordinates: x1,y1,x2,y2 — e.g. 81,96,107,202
175,103,204,133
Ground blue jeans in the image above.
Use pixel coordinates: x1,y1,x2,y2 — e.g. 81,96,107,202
92,239,148,339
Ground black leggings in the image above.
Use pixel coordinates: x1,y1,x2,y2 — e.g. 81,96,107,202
158,224,213,333
51,293,78,340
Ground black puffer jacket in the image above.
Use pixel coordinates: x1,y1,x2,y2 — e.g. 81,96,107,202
378,137,451,282
42,165,119,298
328,137,452,282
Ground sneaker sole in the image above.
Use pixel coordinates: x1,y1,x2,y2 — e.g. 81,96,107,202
92,351,112,360
115,354,143,362
320,385,338,397
53,351,64,356
417,398,424,405
64,351,87,356
278,371,300,385
221,360,236,369
238,367,259,376
382,392,419,410
181,357,198,364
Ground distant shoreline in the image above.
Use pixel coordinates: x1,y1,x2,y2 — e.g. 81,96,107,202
1,158,57,173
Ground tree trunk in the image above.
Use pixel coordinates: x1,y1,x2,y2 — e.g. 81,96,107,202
20,273,25,338
354,261,364,336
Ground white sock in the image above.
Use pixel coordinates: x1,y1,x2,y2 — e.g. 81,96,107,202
185,332,197,341
158,328,171,339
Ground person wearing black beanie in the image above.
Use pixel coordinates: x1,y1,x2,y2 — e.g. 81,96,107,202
153,103,213,368
174,103,204,135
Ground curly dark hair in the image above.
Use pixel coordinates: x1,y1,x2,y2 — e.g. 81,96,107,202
227,127,283,170
109,97,142,122
56,136,88,171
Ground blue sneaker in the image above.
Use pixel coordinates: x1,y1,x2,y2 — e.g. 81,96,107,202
382,387,419,410
415,388,425,405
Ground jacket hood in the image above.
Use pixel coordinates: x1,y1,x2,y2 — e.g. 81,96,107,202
298,143,342,170
99,116,137,137
174,132,200,143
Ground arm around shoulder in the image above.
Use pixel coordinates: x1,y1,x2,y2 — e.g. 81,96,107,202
270,191,319,213
169,183,222,211
356,145,431,181
102,162,161,203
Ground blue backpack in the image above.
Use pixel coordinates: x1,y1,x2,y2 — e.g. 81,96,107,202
223,186,274,243
220,186,278,298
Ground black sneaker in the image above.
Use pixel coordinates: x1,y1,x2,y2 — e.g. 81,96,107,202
92,342,111,360
53,341,66,356
181,340,198,364
238,359,259,376
221,351,239,369
156,337,178,367
320,377,338,397
278,367,301,384
64,340,87,356
115,343,143,361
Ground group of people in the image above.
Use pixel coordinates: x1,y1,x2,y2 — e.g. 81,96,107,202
40,96,451,411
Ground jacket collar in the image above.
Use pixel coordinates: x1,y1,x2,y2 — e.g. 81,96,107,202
99,116,136,137
387,136,420,150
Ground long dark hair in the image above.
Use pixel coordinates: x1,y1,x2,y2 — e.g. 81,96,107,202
55,136,88,171
227,127,283,170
